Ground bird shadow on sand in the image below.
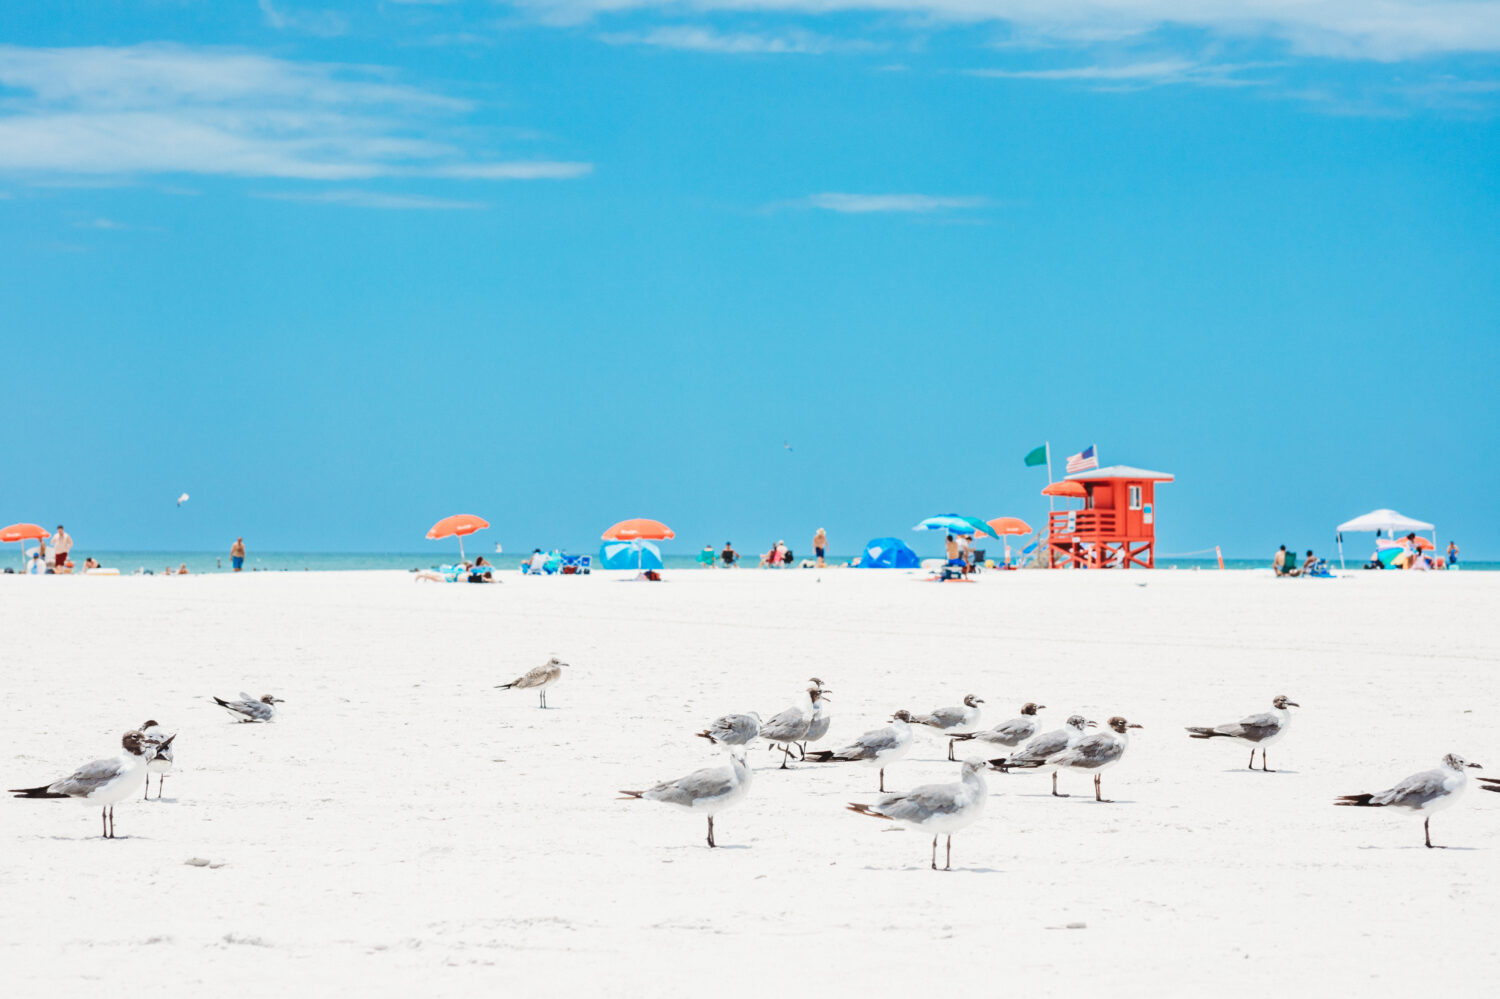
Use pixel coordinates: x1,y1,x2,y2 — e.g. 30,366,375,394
1359,844,1481,852
860,865,1003,874
1221,768,1301,775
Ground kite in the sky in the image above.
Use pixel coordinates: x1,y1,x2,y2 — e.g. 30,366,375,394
177,493,190,507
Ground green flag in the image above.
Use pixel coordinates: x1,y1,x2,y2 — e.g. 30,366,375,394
1023,445,1048,467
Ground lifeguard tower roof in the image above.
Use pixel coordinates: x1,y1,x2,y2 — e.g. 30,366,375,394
1065,465,1175,482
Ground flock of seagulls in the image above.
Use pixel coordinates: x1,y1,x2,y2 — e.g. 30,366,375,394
10,660,1496,857
8,693,278,838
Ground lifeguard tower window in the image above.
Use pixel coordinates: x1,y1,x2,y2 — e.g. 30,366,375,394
1128,485,1142,510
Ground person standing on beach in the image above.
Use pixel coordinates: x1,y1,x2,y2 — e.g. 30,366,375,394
1446,541,1459,569
231,537,246,572
813,528,827,568
52,525,72,569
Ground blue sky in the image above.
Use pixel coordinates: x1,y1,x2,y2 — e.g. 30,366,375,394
2,1,1497,559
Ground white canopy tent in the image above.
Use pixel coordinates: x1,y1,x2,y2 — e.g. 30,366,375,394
1335,509,1437,568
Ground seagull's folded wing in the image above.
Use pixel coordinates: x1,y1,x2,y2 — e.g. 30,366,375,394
49,757,127,796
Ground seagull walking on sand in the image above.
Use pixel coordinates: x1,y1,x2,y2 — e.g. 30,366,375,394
697,712,762,749
1336,753,1482,848
951,702,1043,756
10,730,165,838
761,686,828,768
989,714,1096,797
495,657,566,708
908,694,984,760
619,752,752,848
213,692,283,723
847,758,989,871
1186,695,1299,771
806,710,915,791
1034,716,1142,802
800,677,832,758
140,721,175,800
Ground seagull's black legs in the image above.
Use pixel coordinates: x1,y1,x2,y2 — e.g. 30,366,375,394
797,743,806,760
538,690,547,709
1248,749,1256,770
878,768,886,793
1094,774,1103,802
1425,817,1433,848
1052,772,1068,797
143,780,149,801
707,815,716,848
945,836,953,871
106,806,115,838
1262,750,1274,773
930,834,938,870
780,745,792,769
101,808,107,838
948,739,956,762
157,775,166,799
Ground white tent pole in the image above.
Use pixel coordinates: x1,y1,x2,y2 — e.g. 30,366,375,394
1337,533,1345,570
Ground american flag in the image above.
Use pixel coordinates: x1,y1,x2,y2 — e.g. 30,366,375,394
1066,445,1098,473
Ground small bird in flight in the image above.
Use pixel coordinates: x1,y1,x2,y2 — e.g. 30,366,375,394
783,441,793,452
176,493,190,506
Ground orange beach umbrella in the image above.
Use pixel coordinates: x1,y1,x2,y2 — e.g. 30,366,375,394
1041,481,1087,498
427,513,490,562
986,517,1033,536
601,518,675,542
1,522,50,569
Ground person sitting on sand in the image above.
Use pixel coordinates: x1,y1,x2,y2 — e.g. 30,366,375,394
468,555,497,582
528,549,547,574
83,557,100,570
698,545,715,568
1301,550,1318,574
720,542,738,567
177,563,190,575
1273,545,1297,576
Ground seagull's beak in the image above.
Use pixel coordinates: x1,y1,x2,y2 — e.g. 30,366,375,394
1287,701,1301,708
1037,705,1046,710
1467,762,1483,769
1085,720,1099,728
161,734,177,749
1128,723,1144,729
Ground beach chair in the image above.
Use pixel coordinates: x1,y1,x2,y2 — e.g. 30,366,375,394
560,554,591,575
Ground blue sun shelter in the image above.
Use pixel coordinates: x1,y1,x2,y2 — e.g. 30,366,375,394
856,537,920,569
600,540,663,571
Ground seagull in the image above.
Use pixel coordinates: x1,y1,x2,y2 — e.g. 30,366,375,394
800,677,832,758
696,712,762,749
140,720,175,800
176,492,189,507
495,657,566,708
10,730,162,838
989,714,1095,797
1336,753,1483,848
761,686,828,769
908,694,984,760
951,702,1043,758
1186,695,1299,771
783,441,793,452
618,752,752,848
1037,716,1142,802
847,758,989,871
213,692,283,723
805,710,914,791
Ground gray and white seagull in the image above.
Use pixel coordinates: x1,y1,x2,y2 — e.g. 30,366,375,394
10,730,169,838
1336,753,1483,848
619,752,753,847
1186,695,1299,771
1038,716,1142,802
805,710,915,791
213,692,283,723
760,685,828,768
496,657,566,708
696,711,762,749
951,702,1043,756
140,720,175,800
989,714,1095,797
801,677,832,758
908,694,984,760
847,758,989,871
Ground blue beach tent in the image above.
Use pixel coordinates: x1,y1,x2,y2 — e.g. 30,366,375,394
599,540,663,571
856,537,920,569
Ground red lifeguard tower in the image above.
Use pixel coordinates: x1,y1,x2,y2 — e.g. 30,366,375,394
1045,465,1174,569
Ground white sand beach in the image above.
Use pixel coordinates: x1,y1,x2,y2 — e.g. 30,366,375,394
2,568,1497,996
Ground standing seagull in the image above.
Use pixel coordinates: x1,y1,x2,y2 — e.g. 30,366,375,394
619,752,752,847
760,686,828,769
806,710,915,792
952,702,1043,756
801,677,832,758
213,692,283,723
847,758,989,871
1336,753,1483,848
1037,716,1142,802
1186,695,1299,771
10,730,161,838
140,721,175,800
697,712,762,749
989,714,1094,797
495,657,566,708
908,694,984,760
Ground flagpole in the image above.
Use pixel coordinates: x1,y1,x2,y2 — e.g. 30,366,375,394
1046,441,1054,514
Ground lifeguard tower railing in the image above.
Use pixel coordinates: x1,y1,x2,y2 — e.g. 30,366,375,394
1046,510,1153,568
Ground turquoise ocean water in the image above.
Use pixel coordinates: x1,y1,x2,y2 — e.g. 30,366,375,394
21,551,1496,575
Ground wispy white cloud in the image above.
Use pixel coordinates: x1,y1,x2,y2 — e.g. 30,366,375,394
74,217,130,229
258,0,349,38
969,58,1270,88
599,25,873,55
0,44,593,185
806,192,991,213
515,1,1500,60
254,189,489,209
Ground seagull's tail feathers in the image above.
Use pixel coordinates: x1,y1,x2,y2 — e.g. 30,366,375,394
1335,793,1379,807
617,790,645,801
9,785,67,799
694,730,716,743
846,802,888,820
804,750,837,763
494,681,518,690
1477,777,1500,792
1185,726,1225,739
951,732,978,742
212,696,231,708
